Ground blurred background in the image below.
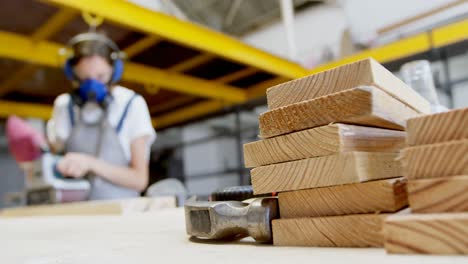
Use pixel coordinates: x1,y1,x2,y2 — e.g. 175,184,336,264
0,0,467,208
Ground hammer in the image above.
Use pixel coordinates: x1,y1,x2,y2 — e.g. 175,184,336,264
184,196,278,243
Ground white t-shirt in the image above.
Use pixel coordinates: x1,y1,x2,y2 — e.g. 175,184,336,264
47,86,156,161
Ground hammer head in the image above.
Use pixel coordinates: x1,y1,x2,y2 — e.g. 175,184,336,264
184,197,278,243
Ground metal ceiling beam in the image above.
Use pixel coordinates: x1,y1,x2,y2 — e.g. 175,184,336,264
0,65,39,97
0,100,52,120
43,0,309,79
0,30,246,103
167,53,215,72
152,100,227,128
309,19,468,75
124,35,163,58
150,96,196,114
152,76,287,128
0,8,77,96
31,8,78,41
214,67,258,84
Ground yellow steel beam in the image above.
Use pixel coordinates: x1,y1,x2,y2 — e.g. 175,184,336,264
43,0,309,79
432,19,468,47
153,100,228,128
0,100,52,120
215,67,258,84
124,35,162,58
31,8,77,41
124,63,245,102
152,77,288,128
0,8,76,96
309,19,468,75
151,96,197,114
0,31,60,67
168,54,214,72
0,31,246,103
0,65,39,96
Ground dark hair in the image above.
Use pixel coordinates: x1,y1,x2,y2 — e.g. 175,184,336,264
69,33,114,66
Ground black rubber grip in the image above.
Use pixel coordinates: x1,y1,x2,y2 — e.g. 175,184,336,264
210,185,272,201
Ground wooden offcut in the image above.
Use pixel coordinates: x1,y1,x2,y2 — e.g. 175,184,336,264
266,58,430,114
259,86,420,138
408,175,468,213
251,152,401,194
244,124,406,168
401,139,468,180
384,213,468,255
279,178,407,218
406,107,467,146
273,213,388,247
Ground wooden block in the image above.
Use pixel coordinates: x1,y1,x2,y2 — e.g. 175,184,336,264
259,86,420,139
407,107,468,146
273,213,388,247
384,213,468,255
401,139,468,180
279,178,407,218
266,58,430,114
408,175,468,213
251,152,401,194
244,124,405,168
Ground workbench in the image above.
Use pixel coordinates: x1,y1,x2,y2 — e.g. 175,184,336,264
0,208,466,263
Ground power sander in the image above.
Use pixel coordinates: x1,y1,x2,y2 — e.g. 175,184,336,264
6,116,90,205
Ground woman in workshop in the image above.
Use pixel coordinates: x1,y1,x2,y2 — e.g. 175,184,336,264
47,31,156,200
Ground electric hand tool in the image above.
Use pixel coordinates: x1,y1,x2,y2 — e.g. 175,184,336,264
6,116,90,205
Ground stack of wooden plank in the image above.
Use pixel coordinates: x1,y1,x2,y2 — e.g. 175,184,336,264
244,58,431,248
384,108,468,255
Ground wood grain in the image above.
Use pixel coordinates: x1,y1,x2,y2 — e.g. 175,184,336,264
384,212,468,255
408,175,468,213
259,86,421,139
0,197,177,217
407,107,467,146
244,124,406,168
273,213,388,247
266,58,430,113
0,208,466,263
401,139,468,180
251,152,401,194
279,178,407,218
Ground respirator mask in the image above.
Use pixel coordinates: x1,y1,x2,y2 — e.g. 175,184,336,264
62,32,125,109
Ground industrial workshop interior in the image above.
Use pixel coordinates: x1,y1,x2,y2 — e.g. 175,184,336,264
0,0,467,262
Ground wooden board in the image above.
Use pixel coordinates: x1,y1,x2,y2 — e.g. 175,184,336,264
406,107,468,146
401,139,468,180
244,124,406,168
0,208,465,263
266,58,430,114
279,178,407,218
259,86,420,139
0,196,177,217
273,213,388,247
384,212,468,255
408,175,468,213
251,152,401,194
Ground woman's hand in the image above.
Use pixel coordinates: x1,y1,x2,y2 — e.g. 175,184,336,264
57,152,96,178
